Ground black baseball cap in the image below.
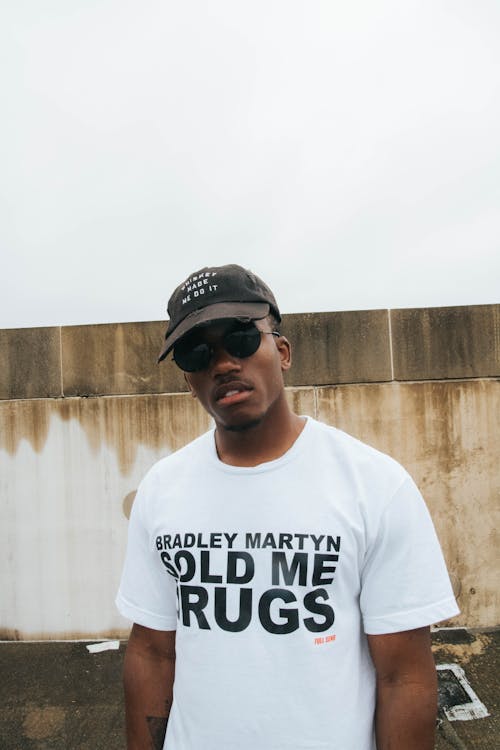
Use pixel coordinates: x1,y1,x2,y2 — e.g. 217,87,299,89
158,264,281,363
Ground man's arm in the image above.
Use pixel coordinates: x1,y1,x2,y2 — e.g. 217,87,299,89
123,624,176,750
367,626,437,750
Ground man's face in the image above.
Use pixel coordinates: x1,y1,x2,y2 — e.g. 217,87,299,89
181,318,291,432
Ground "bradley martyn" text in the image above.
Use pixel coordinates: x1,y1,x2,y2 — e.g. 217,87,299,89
156,531,341,552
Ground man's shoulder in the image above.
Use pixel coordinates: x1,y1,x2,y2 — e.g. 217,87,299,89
309,418,409,485
309,417,395,459
142,429,213,484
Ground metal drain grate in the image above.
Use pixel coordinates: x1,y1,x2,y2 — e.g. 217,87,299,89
437,663,490,721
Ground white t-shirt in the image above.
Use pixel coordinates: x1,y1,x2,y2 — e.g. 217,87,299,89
116,417,458,750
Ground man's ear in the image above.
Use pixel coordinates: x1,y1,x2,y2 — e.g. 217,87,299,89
184,373,197,398
276,336,292,372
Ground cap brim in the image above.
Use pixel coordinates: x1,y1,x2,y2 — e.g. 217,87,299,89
157,301,270,362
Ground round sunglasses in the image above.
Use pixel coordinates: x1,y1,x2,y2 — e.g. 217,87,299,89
173,323,281,372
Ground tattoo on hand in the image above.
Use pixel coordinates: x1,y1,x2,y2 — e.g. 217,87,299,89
146,716,168,750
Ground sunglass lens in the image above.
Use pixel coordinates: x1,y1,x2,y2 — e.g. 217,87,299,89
173,340,210,372
224,326,261,358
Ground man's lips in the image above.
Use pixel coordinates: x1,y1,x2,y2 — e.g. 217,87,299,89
214,380,253,405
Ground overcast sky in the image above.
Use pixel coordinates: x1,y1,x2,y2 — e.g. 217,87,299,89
2,1,499,329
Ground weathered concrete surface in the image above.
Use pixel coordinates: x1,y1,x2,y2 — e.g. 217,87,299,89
391,304,500,381
282,310,392,386
61,321,187,396
0,327,62,400
2,306,497,399
316,380,500,629
0,394,212,640
0,631,498,749
284,385,316,417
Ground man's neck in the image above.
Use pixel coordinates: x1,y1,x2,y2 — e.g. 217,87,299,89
214,401,306,467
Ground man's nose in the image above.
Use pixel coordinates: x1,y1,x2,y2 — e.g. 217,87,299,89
209,342,241,374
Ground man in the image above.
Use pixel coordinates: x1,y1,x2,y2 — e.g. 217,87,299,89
116,264,459,750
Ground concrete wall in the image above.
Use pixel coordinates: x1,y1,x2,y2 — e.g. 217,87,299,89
0,304,498,639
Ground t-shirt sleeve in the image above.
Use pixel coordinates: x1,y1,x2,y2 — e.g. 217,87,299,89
115,474,178,631
360,475,459,634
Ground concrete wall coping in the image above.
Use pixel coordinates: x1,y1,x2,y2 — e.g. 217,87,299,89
1,304,498,400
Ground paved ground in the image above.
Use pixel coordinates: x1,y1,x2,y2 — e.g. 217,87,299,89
1,629,498,749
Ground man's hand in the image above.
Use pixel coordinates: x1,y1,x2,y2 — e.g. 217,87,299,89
367,626,437,750
123,624,176,750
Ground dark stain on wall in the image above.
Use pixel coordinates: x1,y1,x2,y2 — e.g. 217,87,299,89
0,394,212,475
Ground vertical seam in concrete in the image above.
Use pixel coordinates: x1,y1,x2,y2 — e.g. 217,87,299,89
58,326,64,397
387,309,395,381
313,386,318,418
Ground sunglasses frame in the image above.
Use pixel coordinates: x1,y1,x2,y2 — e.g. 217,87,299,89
172,322,281,373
